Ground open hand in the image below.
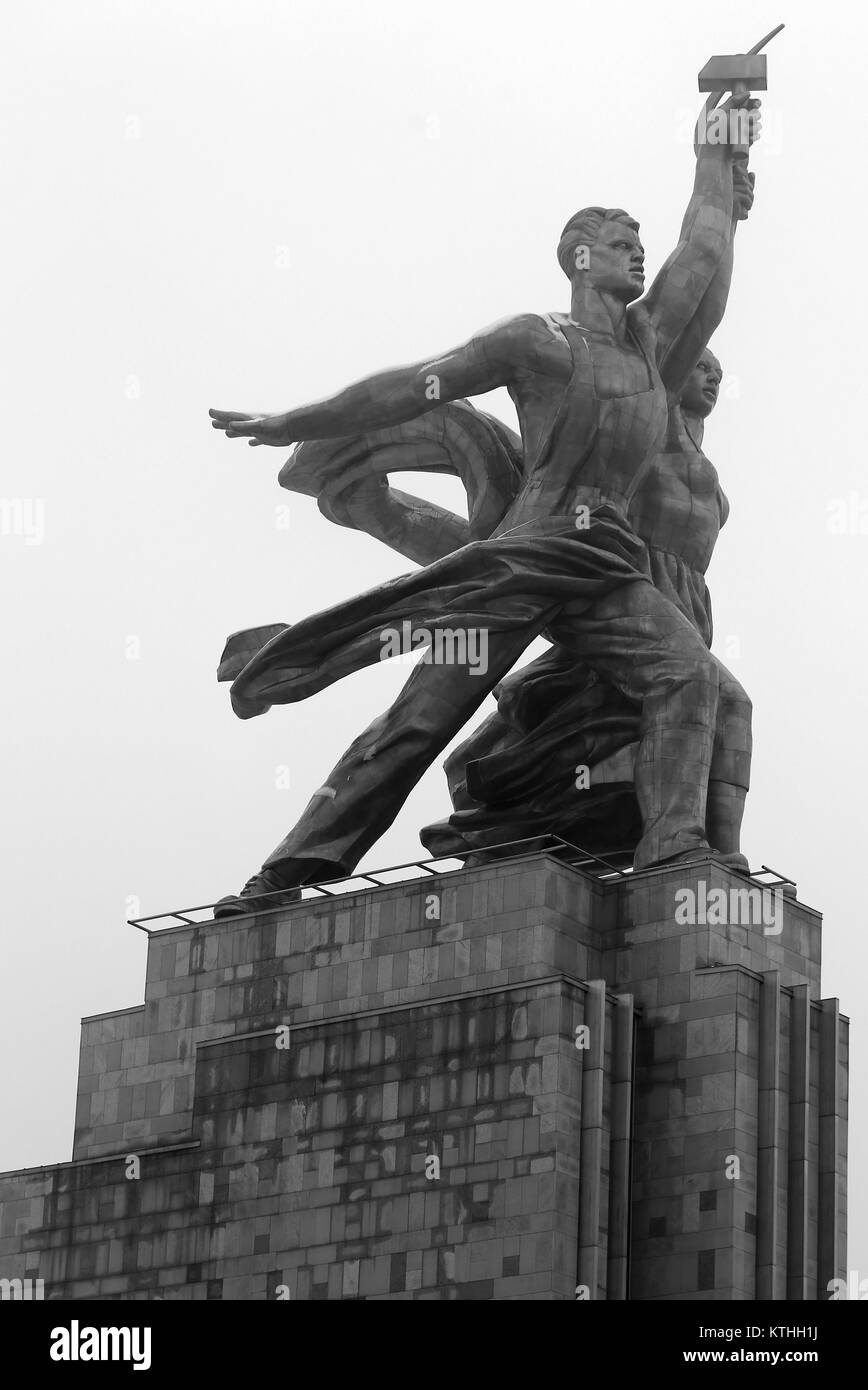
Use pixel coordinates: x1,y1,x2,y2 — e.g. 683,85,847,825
209,409,295,447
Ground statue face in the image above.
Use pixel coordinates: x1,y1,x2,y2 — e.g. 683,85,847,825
681,353,722,418
584,220,645,301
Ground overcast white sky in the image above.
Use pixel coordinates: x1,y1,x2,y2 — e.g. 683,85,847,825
2,0,866,1279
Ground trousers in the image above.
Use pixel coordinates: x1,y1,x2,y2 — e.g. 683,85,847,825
260,573,740,879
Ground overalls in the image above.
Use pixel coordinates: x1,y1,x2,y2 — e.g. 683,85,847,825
237,317,724,877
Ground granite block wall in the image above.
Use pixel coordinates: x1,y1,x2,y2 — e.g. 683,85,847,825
0,856,632,1300
0,852,848,1301
612,860,848,1300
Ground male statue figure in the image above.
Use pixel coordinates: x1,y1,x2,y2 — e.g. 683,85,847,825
210,95,759,915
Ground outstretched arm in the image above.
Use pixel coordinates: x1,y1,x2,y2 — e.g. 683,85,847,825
638,96,759,377
210,316,532,447
659,163,756,397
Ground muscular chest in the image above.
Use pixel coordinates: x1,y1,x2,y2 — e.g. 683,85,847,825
515,333,657,440
579,336,654,399
530,333,653,398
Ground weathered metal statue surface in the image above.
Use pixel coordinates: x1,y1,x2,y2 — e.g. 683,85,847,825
209,55,768,917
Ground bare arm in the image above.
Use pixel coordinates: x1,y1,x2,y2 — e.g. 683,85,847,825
638,97,759,377
210,315,534,447
659,165,755,397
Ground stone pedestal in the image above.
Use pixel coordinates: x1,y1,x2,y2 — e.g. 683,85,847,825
613,860,846,1300
0,852,848,1300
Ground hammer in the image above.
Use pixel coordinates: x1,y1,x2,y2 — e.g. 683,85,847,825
698,23,784,161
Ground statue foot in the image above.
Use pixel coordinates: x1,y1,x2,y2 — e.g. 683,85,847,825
212,857,351,918
711,849,751,875
213,868,302,919
650,845,751,876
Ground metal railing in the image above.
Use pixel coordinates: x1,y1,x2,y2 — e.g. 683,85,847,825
127,838,792,935
126,834,633,934
742,864,797,895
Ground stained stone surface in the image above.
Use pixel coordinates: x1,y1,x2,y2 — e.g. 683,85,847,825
0,854,847,1300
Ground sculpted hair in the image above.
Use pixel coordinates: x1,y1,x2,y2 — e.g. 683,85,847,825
695,348,722,373
556,207,639,279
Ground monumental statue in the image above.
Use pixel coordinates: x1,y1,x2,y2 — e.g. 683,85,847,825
209,49,770,917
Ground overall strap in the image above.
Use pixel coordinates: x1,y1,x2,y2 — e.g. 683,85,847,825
551,321,601,474
522,316,599,479
625,303,660,389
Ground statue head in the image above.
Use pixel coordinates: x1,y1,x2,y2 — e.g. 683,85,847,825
557,208,645,301
680,349,722,419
